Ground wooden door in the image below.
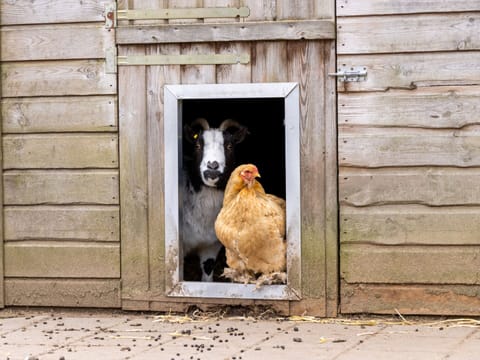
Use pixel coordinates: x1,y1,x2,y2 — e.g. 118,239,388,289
337,0,480,315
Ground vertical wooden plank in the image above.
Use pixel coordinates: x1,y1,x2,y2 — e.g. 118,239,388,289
119,45,150,299
204,0,239,23
241,0,276,21
252,41,287,83
0,22,4,308
287,40,327,315
216,42,251,83
146,44,181,292
276,0,314,20
168,0,203,24
323,40,338,317
181,43,216,83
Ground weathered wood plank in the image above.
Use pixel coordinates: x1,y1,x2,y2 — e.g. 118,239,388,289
181,43,217,83
337,0,480,16
337,52,480,92
1,24,114,61
5,279,121,308
241,0,276,21
3,134,118,169
144,44,180,293
119,45,150,296
116,20,336,44
4,242,120,278
2,96,117,133
216,42,251,83
5,206,119,242
1,61,117,97
282,40,337,315
252,41,287,83
203,0,239,23
341,283,480,316
277,0,334,20
4,170,119,205
339,128,480,168
338,13,480,55
339,168,480,207
341,205,480,245
1,0,111,25
338,86,480,129
341,244,480,284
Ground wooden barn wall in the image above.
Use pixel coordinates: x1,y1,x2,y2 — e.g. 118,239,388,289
0,0,121,307
337,1,480,315
117,0,337,316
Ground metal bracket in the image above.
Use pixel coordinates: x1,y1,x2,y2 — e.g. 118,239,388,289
118,53,250,66
104,4,250,29
105,50,250,73
329,66,367,82
104,3,117,30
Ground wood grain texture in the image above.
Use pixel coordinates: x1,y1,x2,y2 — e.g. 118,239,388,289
181,43,216,83
340,167,480,207
341,205,480,245
144,44,180,294
339,128,480,168
1,61,117,97
116,20,336,44
3,134,118,169
241,0,276,21
216,42,251,83
252,41,287,83
0,0,110,25
338,86,480,129
118,45,150,296
2,96,117,133
337,13,480,54
1,24,114,61
4,242,120,278
4,170,119,205
337,0,480,16
337,52,480,92
341,283,480,316
5,206,119,242
4,279,121,308
341,244,480,284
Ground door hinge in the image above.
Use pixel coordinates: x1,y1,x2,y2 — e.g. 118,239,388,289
329,66,367,82
105,47,250,73
104,3,250,30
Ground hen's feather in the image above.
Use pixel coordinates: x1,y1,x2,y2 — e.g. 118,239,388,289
214,164,286,280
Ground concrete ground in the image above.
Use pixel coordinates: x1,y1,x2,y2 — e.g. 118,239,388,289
0,308,479,360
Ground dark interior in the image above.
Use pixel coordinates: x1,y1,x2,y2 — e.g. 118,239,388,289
181,98,286,282
182,98,286,199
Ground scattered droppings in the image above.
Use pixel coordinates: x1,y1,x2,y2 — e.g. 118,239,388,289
333,339,347,343
293,337,302,342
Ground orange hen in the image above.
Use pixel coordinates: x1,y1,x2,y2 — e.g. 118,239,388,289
214,164,287,286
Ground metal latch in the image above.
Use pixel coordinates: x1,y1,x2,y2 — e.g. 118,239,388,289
329,66,367,82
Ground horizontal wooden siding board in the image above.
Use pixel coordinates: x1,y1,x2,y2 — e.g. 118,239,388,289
4,242,120,278
341,244,480,284
338,86,480,129
4,279,121,308
337,0,480,16
341,205,480,245
1,61,117,97
4,170,119,205
3,134,118,169
339,167,480,207
2,96,117,133
341,283,480,316
1,0,110,25
339,129,480,168
337,52,480,92
5,206,119,242
1,24,114,61
338,13,480,54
